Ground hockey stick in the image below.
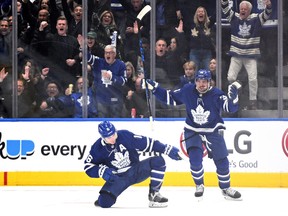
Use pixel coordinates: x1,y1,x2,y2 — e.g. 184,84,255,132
137,5,151,22
180,132,197,143
136,5,153,129
179,132,207,160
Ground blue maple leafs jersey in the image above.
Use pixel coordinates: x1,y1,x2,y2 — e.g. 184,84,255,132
84,130,167,178
221,0,272,58
70,88,98,118
87,53,127,104
152,83,238,133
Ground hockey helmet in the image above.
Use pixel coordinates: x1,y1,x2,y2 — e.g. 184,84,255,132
98,121,116,138
195,69,211,81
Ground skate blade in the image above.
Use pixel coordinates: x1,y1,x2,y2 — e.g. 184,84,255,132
149,201,168,208
223,196,243,201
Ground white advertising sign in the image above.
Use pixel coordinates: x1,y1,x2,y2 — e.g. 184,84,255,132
0,120,288,173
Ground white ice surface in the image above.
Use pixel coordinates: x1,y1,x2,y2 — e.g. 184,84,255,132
1,186,287,216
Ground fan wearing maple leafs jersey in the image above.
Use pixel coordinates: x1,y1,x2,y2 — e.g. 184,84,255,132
221,0,272,109
143,69,242,201
84,121,183,208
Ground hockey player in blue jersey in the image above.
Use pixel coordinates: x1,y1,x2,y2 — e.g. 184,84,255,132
84,121,183,208
143,69,242,201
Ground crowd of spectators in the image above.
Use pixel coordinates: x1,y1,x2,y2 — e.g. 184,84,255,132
0,0,286,118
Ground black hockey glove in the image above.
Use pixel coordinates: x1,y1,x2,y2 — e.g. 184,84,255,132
164,144,183,161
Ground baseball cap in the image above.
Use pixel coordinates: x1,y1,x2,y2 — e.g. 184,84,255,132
87,31,97,39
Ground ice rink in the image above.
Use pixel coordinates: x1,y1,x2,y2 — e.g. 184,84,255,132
1,186,287,216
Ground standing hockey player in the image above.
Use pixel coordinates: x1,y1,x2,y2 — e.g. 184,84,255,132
84,121,183,208
142,69,242,201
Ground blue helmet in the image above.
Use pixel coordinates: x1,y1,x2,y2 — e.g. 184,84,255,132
195,69,211,81
98,121,116,138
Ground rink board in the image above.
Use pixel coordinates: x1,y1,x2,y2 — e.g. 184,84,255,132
1,171,288,187
0,118,288,187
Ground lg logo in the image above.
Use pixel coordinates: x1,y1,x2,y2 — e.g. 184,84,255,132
179,129,288,158
179,130,252,158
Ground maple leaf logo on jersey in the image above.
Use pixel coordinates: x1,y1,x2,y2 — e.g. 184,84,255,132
257,0,265,10
111,151,131,169
191,28,199,37
204,28,211,36
238,22,251,37
191,105,210,125
77,96,91,106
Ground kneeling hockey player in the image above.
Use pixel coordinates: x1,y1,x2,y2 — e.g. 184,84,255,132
84,121,183,208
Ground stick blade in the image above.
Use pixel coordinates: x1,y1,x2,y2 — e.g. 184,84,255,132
177,151,188,161
137,5,151,21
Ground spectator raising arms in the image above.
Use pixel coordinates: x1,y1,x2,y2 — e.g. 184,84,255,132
90,10,124,60
78,33,127,118
31,16,81,89
187,6,215,70
61,0,83,38
221,0,272,110
34,80,73,118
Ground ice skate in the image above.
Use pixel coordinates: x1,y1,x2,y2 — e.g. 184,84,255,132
148,191,168,208
194,184,204,201
222,188,242,201
94,200,100,207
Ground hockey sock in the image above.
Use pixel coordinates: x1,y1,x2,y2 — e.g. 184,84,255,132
215,157,230,189
150,156,166,191
188,147,204,185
